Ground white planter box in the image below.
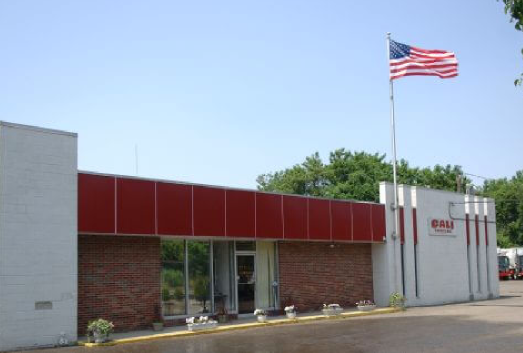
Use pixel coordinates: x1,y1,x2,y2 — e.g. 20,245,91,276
357,305,376,312
286,312,296,319
322,307,343,316
187,321,218,331
93,332,108,344
257,315,268,323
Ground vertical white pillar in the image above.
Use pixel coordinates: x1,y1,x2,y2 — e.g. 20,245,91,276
485,198,499,298
373,182,402,306
464,195,475,300
398,185,417,304
475,196,488,298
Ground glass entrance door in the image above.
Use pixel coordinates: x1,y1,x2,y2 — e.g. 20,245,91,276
236,255,255,314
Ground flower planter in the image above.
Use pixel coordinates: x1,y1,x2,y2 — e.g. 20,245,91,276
256,315,268,323
187,321,218,332
322,307,343,316
286,312,296,319
217,314,229,324
357,304,376,312
152,322,164,331
93,332,108,344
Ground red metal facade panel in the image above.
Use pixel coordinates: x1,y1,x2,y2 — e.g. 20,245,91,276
308,199,331,241
78,173,116,234
331,201,352,241
352,203,372,242
399,207,405,245
283,196,308,240
371,204,386,242
475,215,480,245
465,214,470,245
156,182,193,236
256,193,283,239
412,208,418,245
78,174,385,243
226,190,255,238
484,215,489,246
193,186,225,237
116,178,156,235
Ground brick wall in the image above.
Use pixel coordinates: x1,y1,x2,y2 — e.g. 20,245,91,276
278,242,373,311
78,235,161,333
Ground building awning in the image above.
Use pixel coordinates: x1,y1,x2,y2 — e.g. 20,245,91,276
78,172,385,243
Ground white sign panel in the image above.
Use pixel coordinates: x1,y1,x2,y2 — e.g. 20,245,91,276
428,218,457,236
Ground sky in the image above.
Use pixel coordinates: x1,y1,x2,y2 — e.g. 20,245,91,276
0,0,521,189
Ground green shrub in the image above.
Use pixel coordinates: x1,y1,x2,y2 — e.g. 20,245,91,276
389,292,406,309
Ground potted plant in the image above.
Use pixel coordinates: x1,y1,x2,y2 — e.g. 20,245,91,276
322,303,343,316
284,305,297,319
389,292,407,309
356,300,376,312
216,306,229,324
87,319,114,343
186,316,218,331
152,305,164,331
254,308,268,323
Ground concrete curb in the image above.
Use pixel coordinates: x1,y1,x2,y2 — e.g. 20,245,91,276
78,307,402,347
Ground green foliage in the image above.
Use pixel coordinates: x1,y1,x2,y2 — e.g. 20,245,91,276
163,268,184,287
389,292,406,309
161,239,184,262
188,242,210,276
87,319,115,336
257,149,468,203
499,0,523,85
193,276,210,302
481,171,523,246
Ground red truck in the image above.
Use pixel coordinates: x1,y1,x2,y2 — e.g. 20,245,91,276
513,255,523,280
498,255,514,280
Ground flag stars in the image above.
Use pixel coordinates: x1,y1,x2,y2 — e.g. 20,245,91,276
390,40,410,59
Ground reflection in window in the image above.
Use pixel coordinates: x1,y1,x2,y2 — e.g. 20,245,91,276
161,240,185,316
236,241,255,252
213,241,236,312
256,241,276,308
188,241,211,314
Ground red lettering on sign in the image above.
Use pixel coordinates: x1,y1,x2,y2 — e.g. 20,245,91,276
430,218,456,236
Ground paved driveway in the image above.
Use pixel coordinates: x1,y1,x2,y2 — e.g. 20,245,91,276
19,281,523,353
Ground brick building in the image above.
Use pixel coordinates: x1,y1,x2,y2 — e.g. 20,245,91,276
0,122,500,351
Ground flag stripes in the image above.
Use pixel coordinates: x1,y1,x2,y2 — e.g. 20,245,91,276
389,40,458,80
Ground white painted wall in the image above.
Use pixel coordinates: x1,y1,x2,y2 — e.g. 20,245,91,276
0,122,78,351
372,183,403,307
373,182,499,307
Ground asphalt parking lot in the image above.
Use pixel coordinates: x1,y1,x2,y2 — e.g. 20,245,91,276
18,281,523,353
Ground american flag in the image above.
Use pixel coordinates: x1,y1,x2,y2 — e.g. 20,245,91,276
389,40,458,80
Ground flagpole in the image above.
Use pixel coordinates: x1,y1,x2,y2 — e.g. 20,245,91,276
387,32,400,294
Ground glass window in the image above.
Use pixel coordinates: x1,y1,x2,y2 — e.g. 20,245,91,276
161,239,185,316
256,241,276,308
213,241,236,312
188,241,211,315
236,241,255,251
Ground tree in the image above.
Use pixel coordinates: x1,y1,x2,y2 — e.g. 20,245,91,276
257,149,469,203
499,0,523,85
482,171,523,246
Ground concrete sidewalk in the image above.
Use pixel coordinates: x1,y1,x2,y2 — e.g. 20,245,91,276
79,307,400,347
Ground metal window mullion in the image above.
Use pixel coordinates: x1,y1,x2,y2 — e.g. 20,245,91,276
234,241,238,314
274,241,279,309
210,240,214,314
184,240,189,315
